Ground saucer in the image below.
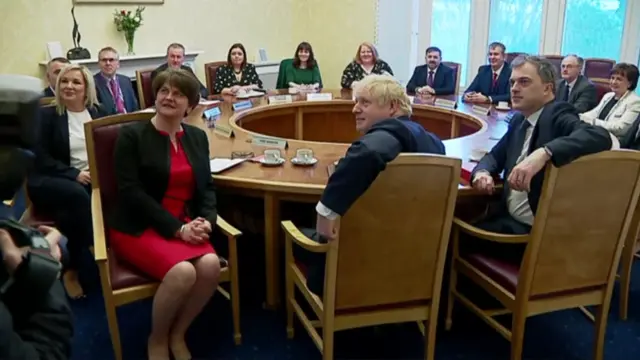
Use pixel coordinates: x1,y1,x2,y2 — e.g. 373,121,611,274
291,157,318,166
259,157,285,166
495,106,510,111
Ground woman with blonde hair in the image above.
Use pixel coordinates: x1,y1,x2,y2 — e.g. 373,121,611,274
27,64,108,299
340,42,394,89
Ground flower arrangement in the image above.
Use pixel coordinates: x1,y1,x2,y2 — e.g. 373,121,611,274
113,6,145,55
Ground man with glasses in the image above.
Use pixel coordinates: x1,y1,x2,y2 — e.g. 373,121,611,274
555,55,597,113
93,47,139,115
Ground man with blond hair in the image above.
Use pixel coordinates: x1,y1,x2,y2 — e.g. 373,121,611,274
295,75,446,296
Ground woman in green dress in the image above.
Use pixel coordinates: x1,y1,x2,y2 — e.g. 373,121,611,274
276,42,323,91
213,43,263,95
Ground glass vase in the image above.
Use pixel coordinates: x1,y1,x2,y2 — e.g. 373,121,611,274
125,31,135,55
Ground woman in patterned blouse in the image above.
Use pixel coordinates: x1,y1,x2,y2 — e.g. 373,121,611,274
340,42,393,89
213,43,263,95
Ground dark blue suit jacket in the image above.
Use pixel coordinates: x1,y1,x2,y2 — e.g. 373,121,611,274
471,101,612,215
465,64,512,104
28,105,109,188
406,63,455,95
42,87,55,97
621,113,640,150
93,73,139,115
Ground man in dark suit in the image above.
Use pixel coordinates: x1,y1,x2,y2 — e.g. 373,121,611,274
93,47,139,115
406,46,455,95
43,57,70,97
464,42,512,105
471,56,613,248
555,55,597,113
620,113,640,150
296,75,446,296
150,43,208,102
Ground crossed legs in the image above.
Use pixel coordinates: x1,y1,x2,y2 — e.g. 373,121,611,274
148,253,221,360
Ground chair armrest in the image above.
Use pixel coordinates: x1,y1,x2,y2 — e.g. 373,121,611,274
281,220,330,253
453,217,529,244
216,216,242,238
91,189,108,262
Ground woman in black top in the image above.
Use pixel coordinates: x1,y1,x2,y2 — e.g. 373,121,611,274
213,43,263,95
340,42,393,89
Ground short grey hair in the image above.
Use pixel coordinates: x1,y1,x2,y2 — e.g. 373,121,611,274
511,55,557,93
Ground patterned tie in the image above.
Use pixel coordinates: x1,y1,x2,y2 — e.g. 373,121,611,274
110,78,126,114
492,72,498,89
427,71,434,87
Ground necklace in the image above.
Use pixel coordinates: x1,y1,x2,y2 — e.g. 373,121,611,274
233,69,242,74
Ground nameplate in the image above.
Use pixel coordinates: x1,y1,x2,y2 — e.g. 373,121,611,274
306,93,332,101
252,135,288,149
471,105,491,116
268,95,293,105
203,106,221,119
213,124,234,138
434,99,457,109
232,100,253,111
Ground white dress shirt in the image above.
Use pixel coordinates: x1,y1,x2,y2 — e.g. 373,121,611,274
67,109,93,171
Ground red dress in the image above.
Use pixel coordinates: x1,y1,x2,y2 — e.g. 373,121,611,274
110,130,215,280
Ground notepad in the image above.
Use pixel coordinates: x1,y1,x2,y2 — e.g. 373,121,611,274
209,158,245,174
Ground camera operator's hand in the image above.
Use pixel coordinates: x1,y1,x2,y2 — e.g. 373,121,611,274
76,170,91,185
0,226,62,274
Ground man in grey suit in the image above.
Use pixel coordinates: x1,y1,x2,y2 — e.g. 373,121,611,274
555,55,598,113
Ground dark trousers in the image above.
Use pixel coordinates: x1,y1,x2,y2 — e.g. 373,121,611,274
462,211,531,261
293,228,327,297
28,177,92,271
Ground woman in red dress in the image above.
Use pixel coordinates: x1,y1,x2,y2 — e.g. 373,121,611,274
109,69,221,360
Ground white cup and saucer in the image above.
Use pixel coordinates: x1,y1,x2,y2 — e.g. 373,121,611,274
291,148,317,166
236,88,248,98
495,101,510,111
260,149,285,166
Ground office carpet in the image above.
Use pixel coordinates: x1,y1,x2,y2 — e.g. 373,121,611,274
68,234,640,360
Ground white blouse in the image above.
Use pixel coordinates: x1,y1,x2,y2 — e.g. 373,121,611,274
67,109,93,171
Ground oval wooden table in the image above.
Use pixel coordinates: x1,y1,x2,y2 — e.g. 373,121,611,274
171,89,510,308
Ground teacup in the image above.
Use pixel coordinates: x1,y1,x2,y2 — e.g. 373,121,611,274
497,101,509,109
470,148,487,161
264,149,282,163
295,148,314,163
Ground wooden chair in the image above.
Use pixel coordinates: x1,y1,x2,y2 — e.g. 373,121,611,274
84,112,242,360
442,61,462,95
204,61,227,95
618,200,640,320
446,150,640,360
584,58,615,80
282,154,461,360
135,68,155,109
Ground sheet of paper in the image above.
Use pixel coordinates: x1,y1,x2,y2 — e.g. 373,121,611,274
199,99,220,106
209,158,245,174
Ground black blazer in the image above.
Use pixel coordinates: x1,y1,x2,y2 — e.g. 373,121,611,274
406,63,456,95
42,87,55,97
472,101,612,214
28,104,108,187
150,63,209,101
621,113,640,150
110,121,217,239
554,75,598,114
94,73,140,115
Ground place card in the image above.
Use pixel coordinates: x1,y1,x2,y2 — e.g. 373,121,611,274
306,93,332,101
252,135,288,149
268,95,293,105
213,124,234,138
434,98,457,109
471,105,491,116
203,106,221,119
232,100,253,111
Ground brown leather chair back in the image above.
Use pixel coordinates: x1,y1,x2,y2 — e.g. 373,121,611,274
442,61,462,95
520,151,640,300
584,58,615,80
591,78,610,103
505,52,528,64
204,61,227,95
331,154,461,311
135,68,155,109
84,112,155,229
542,55,564,78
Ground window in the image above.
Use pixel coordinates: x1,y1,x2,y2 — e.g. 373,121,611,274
562,0,627,60
431,0,472,85
488,0,544,55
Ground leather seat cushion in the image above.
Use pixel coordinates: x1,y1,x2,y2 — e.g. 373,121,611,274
464,253,520,293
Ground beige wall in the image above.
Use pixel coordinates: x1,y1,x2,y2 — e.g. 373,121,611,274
0,0,376,89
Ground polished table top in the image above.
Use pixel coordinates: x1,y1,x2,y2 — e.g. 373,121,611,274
184,89,511,194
